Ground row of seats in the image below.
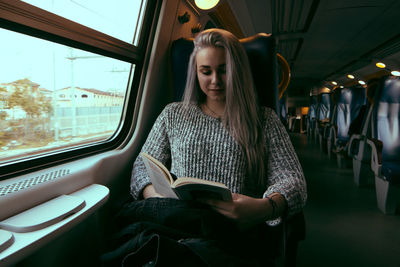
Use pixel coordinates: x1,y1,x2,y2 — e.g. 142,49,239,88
306,76,400,214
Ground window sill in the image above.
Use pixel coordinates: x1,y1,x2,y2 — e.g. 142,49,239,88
0,184,109,266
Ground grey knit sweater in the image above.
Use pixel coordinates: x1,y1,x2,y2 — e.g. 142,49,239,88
130,102,306,219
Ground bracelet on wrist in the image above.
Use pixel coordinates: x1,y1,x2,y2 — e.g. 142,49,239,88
266,194,278,218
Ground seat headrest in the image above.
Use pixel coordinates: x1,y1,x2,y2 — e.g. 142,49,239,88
366,78,380,104
373,76,400,161
319,93,332,106
240,34,278,111
310,95,318,105
171,38,194,102
378,76,400,104
350,85,367,106
337,88,352,104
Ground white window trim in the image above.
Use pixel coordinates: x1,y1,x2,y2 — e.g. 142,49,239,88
0,0,141,61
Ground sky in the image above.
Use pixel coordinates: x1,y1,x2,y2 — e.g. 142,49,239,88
0,0,144,93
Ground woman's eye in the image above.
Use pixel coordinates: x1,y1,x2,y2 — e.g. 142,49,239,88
201,70,211,75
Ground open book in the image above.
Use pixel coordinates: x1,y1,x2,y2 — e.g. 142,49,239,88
140,152,232,201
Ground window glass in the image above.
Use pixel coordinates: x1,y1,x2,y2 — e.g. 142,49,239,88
22,0,146,45
0,28,132,163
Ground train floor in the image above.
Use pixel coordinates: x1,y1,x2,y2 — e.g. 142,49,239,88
290,133,400,267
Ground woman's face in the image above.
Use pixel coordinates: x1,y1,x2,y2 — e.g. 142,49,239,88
196,46,227,103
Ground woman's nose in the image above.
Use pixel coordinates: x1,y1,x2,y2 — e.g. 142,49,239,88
211,72,220,84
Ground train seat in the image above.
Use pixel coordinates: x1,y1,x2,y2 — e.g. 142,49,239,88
171,33,305,266
312,96,322,144
347,80,378,187
326,88,348,161
366,76,400,214
288,115,297,132
306,95,318,140
327,86,366,168
280,93,289,130
316,91,332,152
323,89,339,159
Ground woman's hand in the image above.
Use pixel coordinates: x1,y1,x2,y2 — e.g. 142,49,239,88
142,184,163,199
202,193,286,229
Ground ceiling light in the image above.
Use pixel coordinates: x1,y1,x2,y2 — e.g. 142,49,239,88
194,0,220,10
340,86,344,88
347,74,355,79
376,62,386,68
358,80,366,85
391,70,400,76
331,81,337,85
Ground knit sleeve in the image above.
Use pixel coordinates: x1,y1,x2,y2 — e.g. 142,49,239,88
262,108,307,219
130,104,173,200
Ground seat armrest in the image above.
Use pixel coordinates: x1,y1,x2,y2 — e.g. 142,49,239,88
333,125,338,138
348,134,361,157
327,125,337,142
317,120,329,130
366,138,383,175
322,123,330,135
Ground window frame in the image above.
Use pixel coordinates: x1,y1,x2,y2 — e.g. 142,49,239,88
0,0,161,179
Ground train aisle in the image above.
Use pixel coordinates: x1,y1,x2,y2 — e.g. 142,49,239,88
290,133,400,267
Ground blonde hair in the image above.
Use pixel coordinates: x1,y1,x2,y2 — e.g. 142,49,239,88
182,29,266,189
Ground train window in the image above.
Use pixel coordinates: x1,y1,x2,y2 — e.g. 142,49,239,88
21,0,146,45
0,28,131,164
0,0,156,175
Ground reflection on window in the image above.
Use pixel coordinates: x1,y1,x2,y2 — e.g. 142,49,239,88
22,0,147,45
0,29,132,163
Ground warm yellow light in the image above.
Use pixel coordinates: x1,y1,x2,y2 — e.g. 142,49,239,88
320,87,331,93
347,74,355,79
331,81,337,85
358,80,366,85
340,85,344,88
376,62,386,68
391,70,400,76
301,107,309,115
194,0,220,10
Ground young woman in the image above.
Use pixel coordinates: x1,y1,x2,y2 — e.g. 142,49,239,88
125,28,306,265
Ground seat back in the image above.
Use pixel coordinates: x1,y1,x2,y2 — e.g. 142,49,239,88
317,92,332,121
171,33,279,114
372,76,400,182
331,87,342,124
308,95,318,121
347,79,380,186
307,95,318,138
345,85,368,137
322,92,336,139
335,86,366,146
316,92,332,138
280,93,288,128
336,87,353,143
348,104,368,137
358,78,380,138
350,85,367,123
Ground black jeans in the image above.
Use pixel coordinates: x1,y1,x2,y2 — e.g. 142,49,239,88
101,198,278,266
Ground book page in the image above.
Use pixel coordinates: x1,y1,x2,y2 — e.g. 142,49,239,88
172,177,228,189
141,153,177,198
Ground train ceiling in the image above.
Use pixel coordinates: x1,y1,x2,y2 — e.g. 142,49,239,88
226,0,400,97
